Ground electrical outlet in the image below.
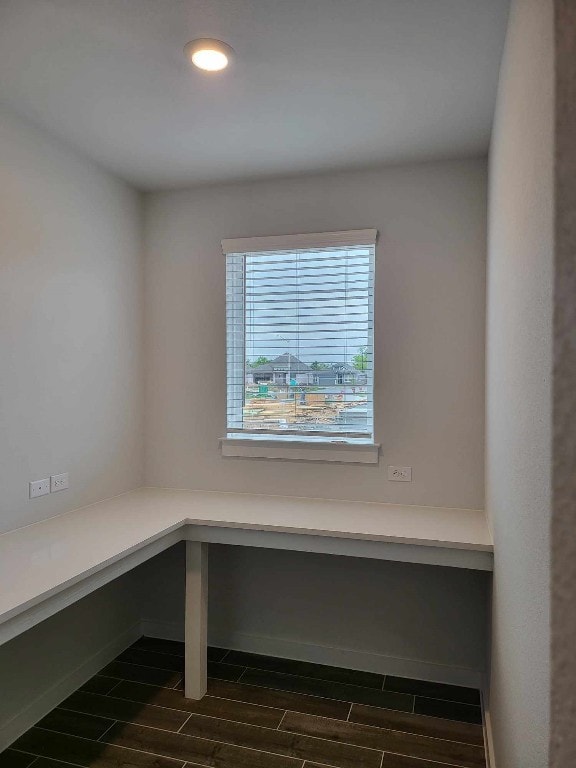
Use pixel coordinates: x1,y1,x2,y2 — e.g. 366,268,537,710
30,478,51,498
387,465,412,482
50,472,69,493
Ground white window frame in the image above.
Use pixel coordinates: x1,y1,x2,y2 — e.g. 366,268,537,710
221,229,379,463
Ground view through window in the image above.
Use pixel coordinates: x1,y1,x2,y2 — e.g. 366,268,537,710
225,232,375,443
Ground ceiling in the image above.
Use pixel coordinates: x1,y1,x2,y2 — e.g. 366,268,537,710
0,0,510,190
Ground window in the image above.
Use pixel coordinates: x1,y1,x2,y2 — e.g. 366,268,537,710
222,230,377,461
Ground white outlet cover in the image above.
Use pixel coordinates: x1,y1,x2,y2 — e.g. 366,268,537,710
51,472,69,492
387,465,412,482
30,478,51,498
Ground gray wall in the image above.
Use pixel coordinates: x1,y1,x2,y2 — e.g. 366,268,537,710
0,571,142,751
143,159,490,682
144,159,487,509
486,0,553,765
0,110,145,745
140,544,489,686
0,110,144,534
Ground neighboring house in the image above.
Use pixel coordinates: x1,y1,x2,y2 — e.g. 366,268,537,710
246,353,314,385
246,355,367,387
313,363,367,387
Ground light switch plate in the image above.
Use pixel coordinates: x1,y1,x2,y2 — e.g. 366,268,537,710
30,478,51,498
387,465,412,482
50,472,69,492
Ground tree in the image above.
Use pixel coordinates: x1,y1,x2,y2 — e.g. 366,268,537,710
352,346,369,371
248,356,272,368
310,361,330,370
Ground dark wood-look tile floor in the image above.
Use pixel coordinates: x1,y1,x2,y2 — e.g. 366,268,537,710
1,637,487,768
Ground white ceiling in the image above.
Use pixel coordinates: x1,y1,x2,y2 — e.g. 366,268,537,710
0,0,510,189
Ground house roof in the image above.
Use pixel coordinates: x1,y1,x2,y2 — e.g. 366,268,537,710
313,363,359,374
329,363,357,373
250,353,312,374
249,356,364,375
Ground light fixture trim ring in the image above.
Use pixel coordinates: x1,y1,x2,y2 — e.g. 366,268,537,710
184,38,235,71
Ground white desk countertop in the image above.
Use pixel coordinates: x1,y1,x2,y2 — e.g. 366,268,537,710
0,487,493,645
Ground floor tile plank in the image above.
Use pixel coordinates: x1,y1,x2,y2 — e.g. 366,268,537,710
23,761,85,768
37,709,114,741
11,728,186,767
79,676,121,696
110,680,285,728
101,661,182,688
280,712,485,768
206,662,246,683
130,638,227,663
205,679,351,721
349,704,484,746
17,761,83,768
31,757,207,768
303,759,461,768
0,751,37,767
384,677,480,706
117,648,244,682
180,715,381,768
301,763,475,768
414,698,482,725
380,753,483,768
102,721,303,767
241,669,413,712
224,652,383,690
60,691,190,732
120,648,241,681
117,649,185,673
302,764,336,768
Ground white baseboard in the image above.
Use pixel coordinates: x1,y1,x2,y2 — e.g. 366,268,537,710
141,619,185,642
0,621,141,752
141,620,482,689
483,703,497,768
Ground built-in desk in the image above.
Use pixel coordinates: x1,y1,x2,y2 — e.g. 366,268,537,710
0,487,493,699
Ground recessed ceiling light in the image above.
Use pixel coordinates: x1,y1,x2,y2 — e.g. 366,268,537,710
184,39,234,72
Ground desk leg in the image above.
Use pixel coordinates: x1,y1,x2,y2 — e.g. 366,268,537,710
184,541,208,699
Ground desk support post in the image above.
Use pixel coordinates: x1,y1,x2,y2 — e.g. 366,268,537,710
184,541,208,699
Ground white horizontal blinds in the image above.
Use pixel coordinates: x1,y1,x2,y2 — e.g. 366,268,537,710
225,231,375,441
226,253,245,431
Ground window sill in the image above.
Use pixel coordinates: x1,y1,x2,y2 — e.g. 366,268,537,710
220,438,380,464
